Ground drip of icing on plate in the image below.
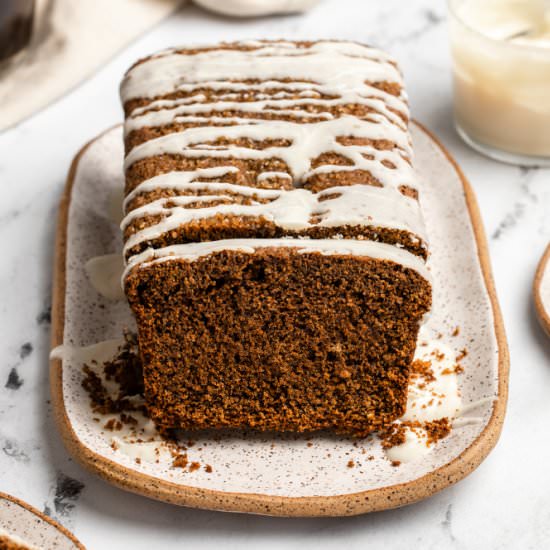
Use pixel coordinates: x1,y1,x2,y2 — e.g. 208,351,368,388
383,332,462,463
382,328,491,464
85,254,125,300
456,0,550,46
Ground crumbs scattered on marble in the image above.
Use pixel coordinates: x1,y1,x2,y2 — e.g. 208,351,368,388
51,472,85,518
424,8,444,24
5,368,23,390
36,305,51,325
1,438,30,463
19,342,33,359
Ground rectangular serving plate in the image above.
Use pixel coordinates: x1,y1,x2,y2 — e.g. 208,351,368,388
50,121,509,517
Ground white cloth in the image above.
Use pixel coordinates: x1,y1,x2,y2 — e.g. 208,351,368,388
0,0,183,132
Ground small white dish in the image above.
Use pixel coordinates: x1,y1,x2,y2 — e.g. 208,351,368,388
534,244,550,336
0,492,84,549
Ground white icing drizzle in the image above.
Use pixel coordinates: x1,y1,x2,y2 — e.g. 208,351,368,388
50,338,123,363
123,238,430,282
120,41,427,281
123,116,414,184
121,41,404,101
121,184,425,255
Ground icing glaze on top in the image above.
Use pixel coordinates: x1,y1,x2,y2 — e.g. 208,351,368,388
119,41,428,279
122,238,431,282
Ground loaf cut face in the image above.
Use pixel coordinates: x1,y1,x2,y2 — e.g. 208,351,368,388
120,40,432,435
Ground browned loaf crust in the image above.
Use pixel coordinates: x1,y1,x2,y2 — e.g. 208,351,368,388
120,40,432,436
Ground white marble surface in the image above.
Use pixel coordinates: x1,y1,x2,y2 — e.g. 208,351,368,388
0,1,549,548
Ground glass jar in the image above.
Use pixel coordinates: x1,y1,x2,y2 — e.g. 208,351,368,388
449,0,550,166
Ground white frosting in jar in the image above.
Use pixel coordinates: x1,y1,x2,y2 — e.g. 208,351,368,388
455,0,550,45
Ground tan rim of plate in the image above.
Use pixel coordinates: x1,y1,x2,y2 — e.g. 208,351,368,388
0,492,85,549
534,243,550,337
50,121,510,517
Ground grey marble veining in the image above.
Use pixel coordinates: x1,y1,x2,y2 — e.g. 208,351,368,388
0,1,549,548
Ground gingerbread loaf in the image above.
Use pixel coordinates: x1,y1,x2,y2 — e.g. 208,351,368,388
120,40,432,436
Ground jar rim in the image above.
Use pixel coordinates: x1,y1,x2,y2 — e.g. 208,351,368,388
448,0,550,54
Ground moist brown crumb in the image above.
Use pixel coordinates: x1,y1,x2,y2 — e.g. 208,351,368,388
451,326,460,337
205,464,213,473
126,250,431,436
456,348,468,362
347,460,355,468
391,460,401,467
104,419,123,431
189,462,201,472
379,423,407,449
441,363,464,375
172,454,189,469
424,418,452,445
409,359,436,383
81,331,146,417
380,417,452,452
81,333,212,472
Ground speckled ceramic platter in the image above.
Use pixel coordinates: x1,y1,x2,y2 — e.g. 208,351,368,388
0,492,84,549
50,122,509,517
534,243,550,337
